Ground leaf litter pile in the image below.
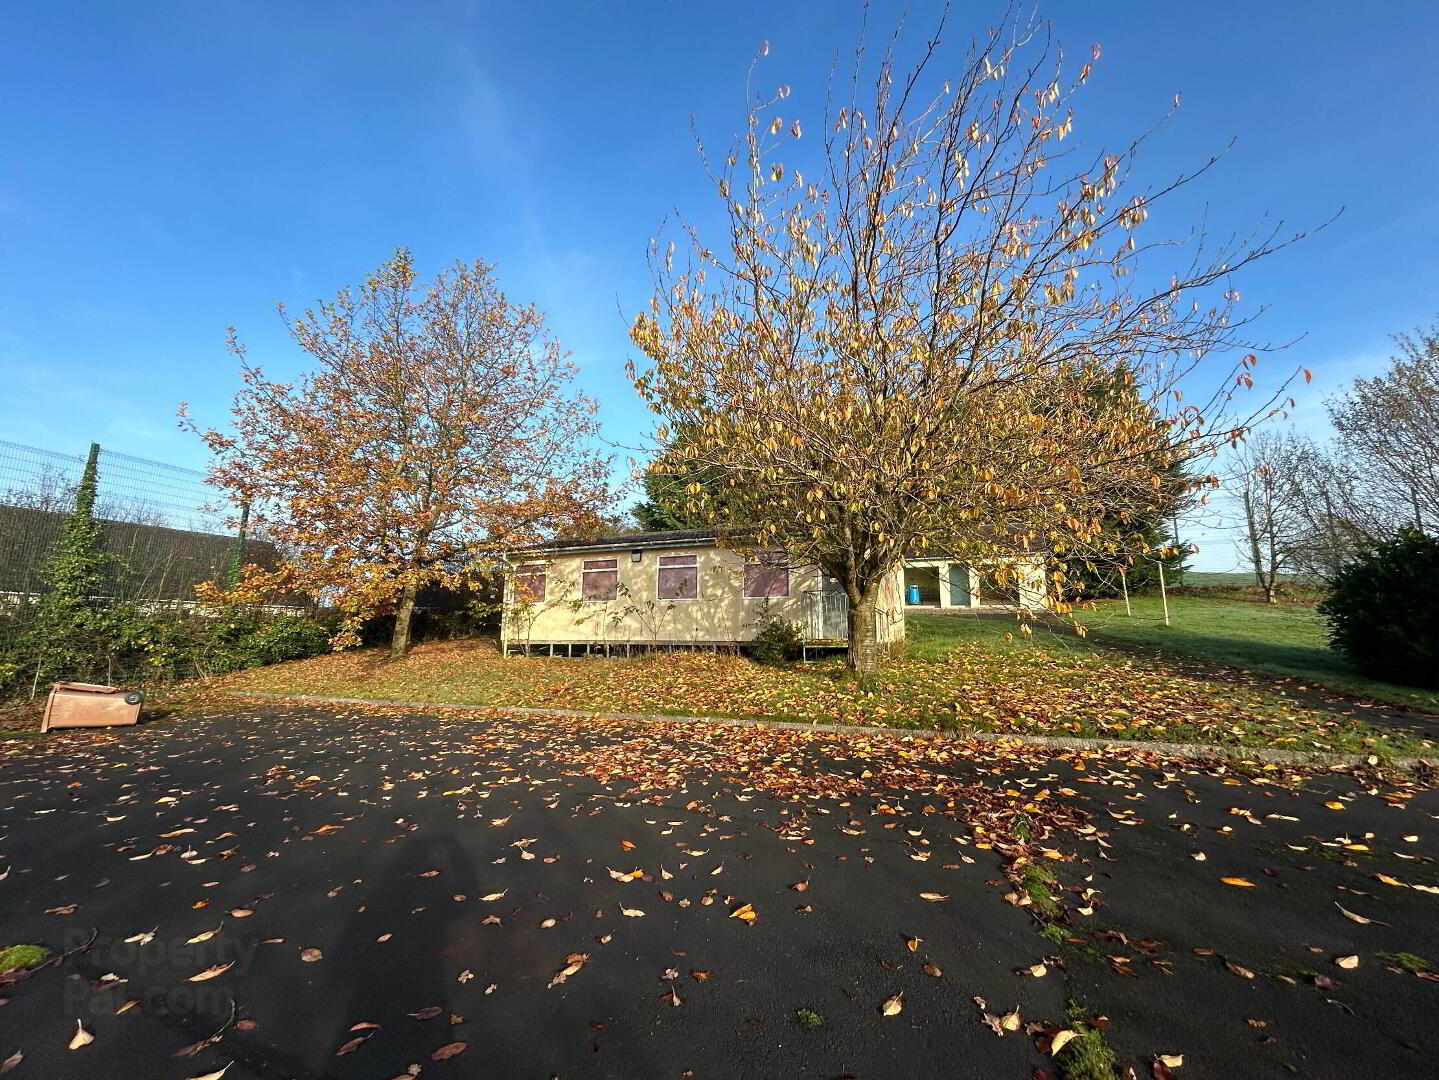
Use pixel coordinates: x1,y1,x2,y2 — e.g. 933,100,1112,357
0,705,1435,1079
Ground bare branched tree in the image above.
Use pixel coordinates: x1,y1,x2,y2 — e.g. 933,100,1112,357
1274,443,1377,578
1328,322,1439,534
1228,432,1315,601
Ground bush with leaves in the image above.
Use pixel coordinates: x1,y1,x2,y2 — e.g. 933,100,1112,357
749,618,804,665
126,607,336,678
2,605,337,701
0,617,34,699
236,613,335,667
1318,527,1439,688
155,607,334,676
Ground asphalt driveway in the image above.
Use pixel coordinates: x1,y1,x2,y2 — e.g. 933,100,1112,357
1,707,1435,1079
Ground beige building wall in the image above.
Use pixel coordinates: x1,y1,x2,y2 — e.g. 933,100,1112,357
503,542,905,647
905,554,1050,611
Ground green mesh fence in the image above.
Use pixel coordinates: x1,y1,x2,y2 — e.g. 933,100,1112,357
0,439,268,603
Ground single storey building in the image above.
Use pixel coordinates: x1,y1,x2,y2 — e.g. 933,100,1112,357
500,529,906,656
501,529,1051,657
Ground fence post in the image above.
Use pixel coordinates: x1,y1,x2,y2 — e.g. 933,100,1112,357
1171,511,1184,587
224,501,251,587
82,443,101,518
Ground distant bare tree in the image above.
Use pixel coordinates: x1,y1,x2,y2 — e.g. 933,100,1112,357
0,468,80,515
1230,432,1313,602
2,469,173,529
1278,442,1376,579
1328,322,1439,533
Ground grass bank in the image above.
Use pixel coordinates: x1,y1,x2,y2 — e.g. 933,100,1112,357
1068,592,1439,714
222,614,1438,756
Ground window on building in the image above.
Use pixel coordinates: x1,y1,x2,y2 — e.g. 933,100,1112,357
581,558,618,601
743,553,790,598
513,563,546,603
656,553,698,600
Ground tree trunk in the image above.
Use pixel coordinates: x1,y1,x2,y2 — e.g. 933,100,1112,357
1263,532,1280,604
390,581,418,659
846,589,879,677
1243,490,1265,594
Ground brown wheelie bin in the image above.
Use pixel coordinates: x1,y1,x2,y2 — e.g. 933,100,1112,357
40,682,144,731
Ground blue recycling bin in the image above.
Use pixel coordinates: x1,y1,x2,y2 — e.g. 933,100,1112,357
906,583,922,605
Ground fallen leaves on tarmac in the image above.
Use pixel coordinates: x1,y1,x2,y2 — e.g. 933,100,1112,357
1,702,1434,1079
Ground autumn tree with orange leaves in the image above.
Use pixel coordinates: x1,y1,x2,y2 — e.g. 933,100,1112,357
187,248,611,657
629,8,1314,674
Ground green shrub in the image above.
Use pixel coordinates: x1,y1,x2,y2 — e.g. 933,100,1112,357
240,613,334,666
1319,527,1439,688
750,618,804,664
1,605,337,701
0,631,31,699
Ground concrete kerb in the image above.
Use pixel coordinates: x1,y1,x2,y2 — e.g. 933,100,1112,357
217,690,1435,774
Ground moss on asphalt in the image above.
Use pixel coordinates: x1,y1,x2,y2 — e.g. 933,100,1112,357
1018,862,1063,920
0,944,51,974
1377,951,1434,974
1056,1026,1119,1080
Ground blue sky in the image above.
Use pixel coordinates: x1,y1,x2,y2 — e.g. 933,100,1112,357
3,1,1437,570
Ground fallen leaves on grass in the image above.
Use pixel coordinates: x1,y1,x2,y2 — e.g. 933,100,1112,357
222,636,1432,754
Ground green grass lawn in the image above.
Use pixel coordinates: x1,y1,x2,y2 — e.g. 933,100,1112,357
1066,592,1439,714
221,605,1439,756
